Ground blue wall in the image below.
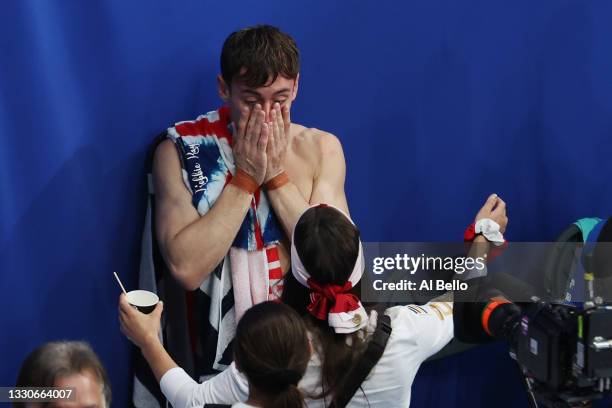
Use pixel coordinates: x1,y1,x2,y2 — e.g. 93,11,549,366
1,0,611,406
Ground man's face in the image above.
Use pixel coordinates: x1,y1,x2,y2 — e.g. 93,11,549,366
49,370,105,408
218,73,299,128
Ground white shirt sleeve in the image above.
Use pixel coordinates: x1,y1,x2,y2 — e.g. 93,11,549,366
159,363,249,408
386,301,454,361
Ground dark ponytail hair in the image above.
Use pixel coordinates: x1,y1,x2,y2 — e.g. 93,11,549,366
234,301,310,408
282,206,367,401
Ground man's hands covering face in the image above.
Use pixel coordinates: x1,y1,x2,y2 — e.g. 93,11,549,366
233,104,269,185
265,102,290,182
232,103,290,186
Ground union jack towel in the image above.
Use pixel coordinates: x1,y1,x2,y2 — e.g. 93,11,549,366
168,106,282,250
167,106,284,370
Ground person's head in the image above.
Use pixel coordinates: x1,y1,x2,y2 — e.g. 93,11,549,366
217,24,300,124
282,205,366,397
283,205,361,313
234,301,310,408
15,341,111,408
294,205,361,286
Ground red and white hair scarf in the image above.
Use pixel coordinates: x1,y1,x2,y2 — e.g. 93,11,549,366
290,204,368,334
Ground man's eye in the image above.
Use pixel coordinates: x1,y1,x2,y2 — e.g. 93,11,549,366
275,100,287,105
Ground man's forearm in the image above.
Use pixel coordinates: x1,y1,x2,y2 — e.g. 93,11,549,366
266,182,310,238
163,184,253,290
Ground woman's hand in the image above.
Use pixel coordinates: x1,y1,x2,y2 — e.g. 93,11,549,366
118,293,163,350
118,294,180,383
474,193,508,234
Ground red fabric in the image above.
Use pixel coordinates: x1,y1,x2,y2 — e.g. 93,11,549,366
464,222,477,241
306,279,360,320
265,247,283,279
268,269,283,280
464,222,509,260
266,246,283,300
266,246,279,262
174,106,233,144
250,190,264,250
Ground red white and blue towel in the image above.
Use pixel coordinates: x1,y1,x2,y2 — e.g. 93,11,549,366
167,106,284,370
168,106,282,250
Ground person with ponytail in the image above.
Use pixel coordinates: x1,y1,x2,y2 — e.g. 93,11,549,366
279,204,455,407
119,298,310,408
121,196,507,407
233,301,310,408
281,199,506,407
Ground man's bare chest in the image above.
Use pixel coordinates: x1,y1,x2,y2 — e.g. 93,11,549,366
283,150,315,202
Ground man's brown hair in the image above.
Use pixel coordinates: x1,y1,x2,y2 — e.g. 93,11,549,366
221,24,299,88
15,341,111,408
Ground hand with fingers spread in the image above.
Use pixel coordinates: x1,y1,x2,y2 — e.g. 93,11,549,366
118,293,163,350
233,104,269,185
474,193,508,234
265,102,291,183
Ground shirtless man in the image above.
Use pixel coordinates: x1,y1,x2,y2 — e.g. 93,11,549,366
153,25,348,292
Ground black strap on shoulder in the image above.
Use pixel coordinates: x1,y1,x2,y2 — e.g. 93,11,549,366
330,314,392,408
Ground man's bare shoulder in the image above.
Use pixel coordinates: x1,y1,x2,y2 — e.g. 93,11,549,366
154,139,179,169
290,123,343,158
152,138,185,193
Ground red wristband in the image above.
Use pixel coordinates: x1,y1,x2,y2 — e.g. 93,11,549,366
464,223,477,242
265,171,289,191
231,168,259,194
464,222,508,261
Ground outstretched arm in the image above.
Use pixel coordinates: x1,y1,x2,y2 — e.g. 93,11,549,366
265,103,349,237
467,193,508,266
118,294,248,407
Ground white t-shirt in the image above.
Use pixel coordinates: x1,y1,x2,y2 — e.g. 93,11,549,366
160,302,454,408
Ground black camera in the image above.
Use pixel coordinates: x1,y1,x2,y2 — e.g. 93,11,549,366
454,217,612,407
510,301,612,407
